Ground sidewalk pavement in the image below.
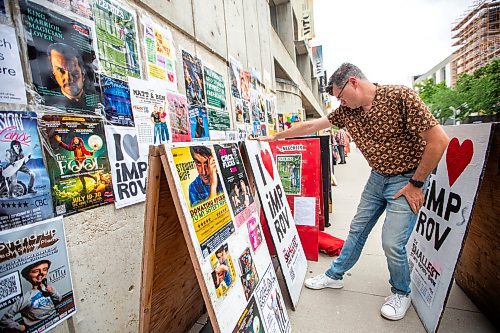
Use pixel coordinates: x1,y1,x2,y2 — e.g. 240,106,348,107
287,143,496,333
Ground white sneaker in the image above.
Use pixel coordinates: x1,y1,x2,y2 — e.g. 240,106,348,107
380,293,411,320
304,274,344,290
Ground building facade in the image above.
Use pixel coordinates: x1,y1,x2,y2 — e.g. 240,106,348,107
451,0,500,85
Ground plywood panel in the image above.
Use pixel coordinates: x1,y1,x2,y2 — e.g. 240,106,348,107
140,147,204,333
455,123,500,331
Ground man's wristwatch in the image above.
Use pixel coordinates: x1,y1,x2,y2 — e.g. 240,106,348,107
409,178,424,188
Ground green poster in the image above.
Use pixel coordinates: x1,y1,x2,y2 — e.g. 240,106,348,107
204,67,226,109
92,0,141,81
208,107,230,131
276,154,302,195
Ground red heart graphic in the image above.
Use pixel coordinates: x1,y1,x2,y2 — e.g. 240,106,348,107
260,149,274,180
446,138,473,187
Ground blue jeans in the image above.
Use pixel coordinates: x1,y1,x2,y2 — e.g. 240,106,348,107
154,123,162,144
325,169,427,295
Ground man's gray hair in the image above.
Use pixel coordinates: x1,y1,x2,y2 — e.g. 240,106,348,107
327,63,367,94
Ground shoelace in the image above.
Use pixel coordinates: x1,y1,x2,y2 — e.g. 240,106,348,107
384,294,402,308
311,274,327,283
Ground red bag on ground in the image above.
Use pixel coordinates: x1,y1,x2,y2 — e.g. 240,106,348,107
318,231,345,257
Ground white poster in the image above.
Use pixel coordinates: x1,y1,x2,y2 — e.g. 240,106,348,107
408,123,492,333
105,126,148,209
0,24,27,105
0,216,76,333
254,264,291,333
129,77,169,156
245,140,307,309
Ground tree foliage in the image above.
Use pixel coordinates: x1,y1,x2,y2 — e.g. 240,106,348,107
415,59,500,123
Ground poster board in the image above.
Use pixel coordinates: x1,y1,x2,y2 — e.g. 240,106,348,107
270,138,321,261
141,143,291,333
408,123,492,333
245,140,307,310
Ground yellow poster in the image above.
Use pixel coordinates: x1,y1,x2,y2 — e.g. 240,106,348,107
172,146,235,257
210,243,237,298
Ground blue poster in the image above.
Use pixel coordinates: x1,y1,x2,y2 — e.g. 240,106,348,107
189,105,209,141
0,111,53,230
102,75,134,127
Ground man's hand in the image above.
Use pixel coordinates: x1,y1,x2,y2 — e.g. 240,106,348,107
393,183,425,214
54,134,61,143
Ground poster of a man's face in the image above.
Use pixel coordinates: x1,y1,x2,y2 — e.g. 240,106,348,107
48,43,86,101
20,0,100,114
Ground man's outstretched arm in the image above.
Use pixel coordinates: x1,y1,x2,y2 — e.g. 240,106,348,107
257,116,331,142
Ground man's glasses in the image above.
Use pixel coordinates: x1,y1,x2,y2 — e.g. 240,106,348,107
326,79,349,100
335,80,349,100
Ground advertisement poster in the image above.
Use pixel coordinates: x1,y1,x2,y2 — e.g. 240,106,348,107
247,217,263,252
39,114,114,216
254,264,291,333
104,126,147,209
250,90,260,124
282,112,302,129
171,145,234,258
233,98,250,124
0,216,76,333
210,243,237,298
240,70,250,102
276,155,301,195
203,67,226,110
129,77,168,154
271,139,322,261
246,140,307,309
182,50,205,106
166,91,190,142
214,143,256,228
20,0,100,113
239,248,259,301
232,297,264,333
0,24,27,105
101,75,134,126
92,0,141,81
143,16,177,92
0,112,53,230
189,105,209,141
408,124,491,333
208,108,230,132
229,56,241,99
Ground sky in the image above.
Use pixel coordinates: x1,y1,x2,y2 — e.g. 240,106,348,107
312,0,476,87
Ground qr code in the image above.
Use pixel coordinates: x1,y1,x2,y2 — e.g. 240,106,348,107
0,272,22,304
289,267,296,283
56,204,66,215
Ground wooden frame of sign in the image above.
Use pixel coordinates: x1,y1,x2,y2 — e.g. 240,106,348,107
139,146,205,333
140,143,293,333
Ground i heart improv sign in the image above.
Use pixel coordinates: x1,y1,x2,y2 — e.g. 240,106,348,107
408,123,492,333
105,126,148,209
245,140,307,309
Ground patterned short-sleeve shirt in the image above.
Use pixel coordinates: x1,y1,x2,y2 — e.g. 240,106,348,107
327,84,439,174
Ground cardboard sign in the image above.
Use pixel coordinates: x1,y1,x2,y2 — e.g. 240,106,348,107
245,140,307,309
408,123,492,333
164,142,289,332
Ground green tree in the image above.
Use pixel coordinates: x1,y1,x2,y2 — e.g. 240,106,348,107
416,59,499,123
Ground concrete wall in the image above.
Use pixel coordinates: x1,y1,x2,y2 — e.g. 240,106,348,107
1,1,325,332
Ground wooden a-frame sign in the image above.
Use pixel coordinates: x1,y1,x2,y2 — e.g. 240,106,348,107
140,144,293,333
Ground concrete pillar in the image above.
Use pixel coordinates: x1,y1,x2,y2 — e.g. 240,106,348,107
275,2,296,60
276,78,302,114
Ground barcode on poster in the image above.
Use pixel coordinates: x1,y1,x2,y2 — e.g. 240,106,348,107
0,272,22,304
56,205,66,215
